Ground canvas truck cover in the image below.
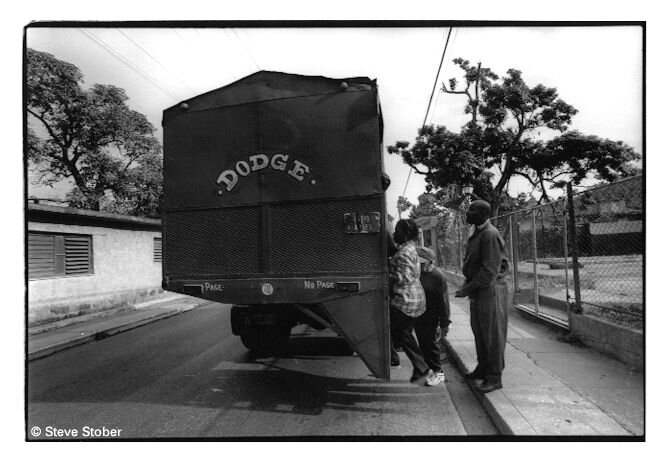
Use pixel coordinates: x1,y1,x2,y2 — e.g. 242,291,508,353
162,71,390,379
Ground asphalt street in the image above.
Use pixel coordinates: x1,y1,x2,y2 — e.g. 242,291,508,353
27,301,497,439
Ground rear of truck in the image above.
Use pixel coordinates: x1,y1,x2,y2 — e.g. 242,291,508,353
161,71,390,379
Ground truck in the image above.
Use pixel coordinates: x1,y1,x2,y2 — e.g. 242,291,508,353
161,71,391,379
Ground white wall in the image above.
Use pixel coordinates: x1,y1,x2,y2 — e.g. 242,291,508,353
28,221,162,322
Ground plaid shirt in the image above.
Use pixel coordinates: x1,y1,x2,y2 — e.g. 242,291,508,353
389,240,426,317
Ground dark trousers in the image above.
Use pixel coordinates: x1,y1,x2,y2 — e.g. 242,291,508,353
415,313,442,373
389,306,429,376
470,280,508,383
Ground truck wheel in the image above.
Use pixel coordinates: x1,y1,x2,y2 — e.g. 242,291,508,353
240,325,291,354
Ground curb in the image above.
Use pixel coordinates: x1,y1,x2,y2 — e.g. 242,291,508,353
28,307,132,336
28,293,185,336
27,303,201,362
443,339,534,436
133,293,185,310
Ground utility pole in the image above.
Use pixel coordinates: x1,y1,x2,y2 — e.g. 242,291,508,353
472,62,481,126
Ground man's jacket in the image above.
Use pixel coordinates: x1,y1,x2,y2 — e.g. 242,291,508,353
462,221,509,293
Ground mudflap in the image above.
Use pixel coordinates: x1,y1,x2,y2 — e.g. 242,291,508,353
321,288,390,380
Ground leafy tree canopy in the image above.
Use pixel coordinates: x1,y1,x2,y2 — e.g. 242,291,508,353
388,58,641,217
407,192,455,233
396,195,413,219
27,48,163,217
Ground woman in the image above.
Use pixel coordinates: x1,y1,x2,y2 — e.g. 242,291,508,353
388,219,435,385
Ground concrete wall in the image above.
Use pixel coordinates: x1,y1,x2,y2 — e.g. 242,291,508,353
28,220,162,325
570,314,644,370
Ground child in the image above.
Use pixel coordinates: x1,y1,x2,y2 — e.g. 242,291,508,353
415,246,451,385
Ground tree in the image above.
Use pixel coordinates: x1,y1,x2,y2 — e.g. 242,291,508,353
409,192,448,219
388,58,641,217
396,195,413,219
539,131,641,188
408,192,456,233
27,49,163,217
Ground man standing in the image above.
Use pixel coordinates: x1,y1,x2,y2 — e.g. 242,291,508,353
388,219,434,385
415,246,451,386
455,200,509,393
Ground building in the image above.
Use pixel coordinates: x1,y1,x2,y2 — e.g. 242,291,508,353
27,203,163,326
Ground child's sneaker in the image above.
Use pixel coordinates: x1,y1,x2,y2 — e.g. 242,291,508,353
425,369,443,386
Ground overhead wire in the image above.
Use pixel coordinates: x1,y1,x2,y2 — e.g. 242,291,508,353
117,29,197,95
421,28,453,130
428,86,442,124
427,28,459,125
79,29,184,101
401,27,454,199
223,29,256,76
231,29,261,71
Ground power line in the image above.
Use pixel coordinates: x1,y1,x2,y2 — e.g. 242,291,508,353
426,28,459,125
401,27,454,199
231,29,261,71
422,28,453,130
117,29,197,95
79,29,183,101
223,29,256,76
428,86,442,124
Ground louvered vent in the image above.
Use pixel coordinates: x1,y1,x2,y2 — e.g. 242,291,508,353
153,237,162,262
28,233,56,279
64,235,92,275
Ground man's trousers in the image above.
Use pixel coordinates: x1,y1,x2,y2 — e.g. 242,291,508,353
469,279,508,383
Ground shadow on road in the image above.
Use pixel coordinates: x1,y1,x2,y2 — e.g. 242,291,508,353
28,331,439,418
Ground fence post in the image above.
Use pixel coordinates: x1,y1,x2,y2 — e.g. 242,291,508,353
531,209,539,315
562,200,573,329
508,215,516,304
513,216,520,293
567,183,582,314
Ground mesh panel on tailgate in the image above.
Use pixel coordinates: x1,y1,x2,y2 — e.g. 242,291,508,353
165,207,262,275
165,198,383,277
270,198,383,274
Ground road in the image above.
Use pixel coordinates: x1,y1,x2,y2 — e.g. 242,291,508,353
27,302,497,439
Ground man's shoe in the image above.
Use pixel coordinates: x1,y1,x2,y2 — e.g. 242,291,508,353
477,380,502,393
391,359,401,368
464,370,486,380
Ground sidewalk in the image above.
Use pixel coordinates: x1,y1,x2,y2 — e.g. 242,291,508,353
27,294,210,361
444,298,644,437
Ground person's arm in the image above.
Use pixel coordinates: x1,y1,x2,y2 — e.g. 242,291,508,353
469,231,503,288
389,249,412,290
454,279,474,297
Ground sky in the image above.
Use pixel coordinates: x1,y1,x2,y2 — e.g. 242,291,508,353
24,24,643,216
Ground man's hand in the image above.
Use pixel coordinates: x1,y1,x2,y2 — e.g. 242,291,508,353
455,282,474,298
440,327,449,339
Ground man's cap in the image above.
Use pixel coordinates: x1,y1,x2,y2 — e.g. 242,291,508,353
416,246,436,263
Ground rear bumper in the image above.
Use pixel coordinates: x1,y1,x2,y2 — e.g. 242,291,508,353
163,275,385,305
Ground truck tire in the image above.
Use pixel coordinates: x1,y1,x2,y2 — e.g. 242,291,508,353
240,324,291,354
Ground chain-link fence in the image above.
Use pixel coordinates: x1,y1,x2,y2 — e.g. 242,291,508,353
431,175,643,331
569,176,643,329
498,200,573,327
